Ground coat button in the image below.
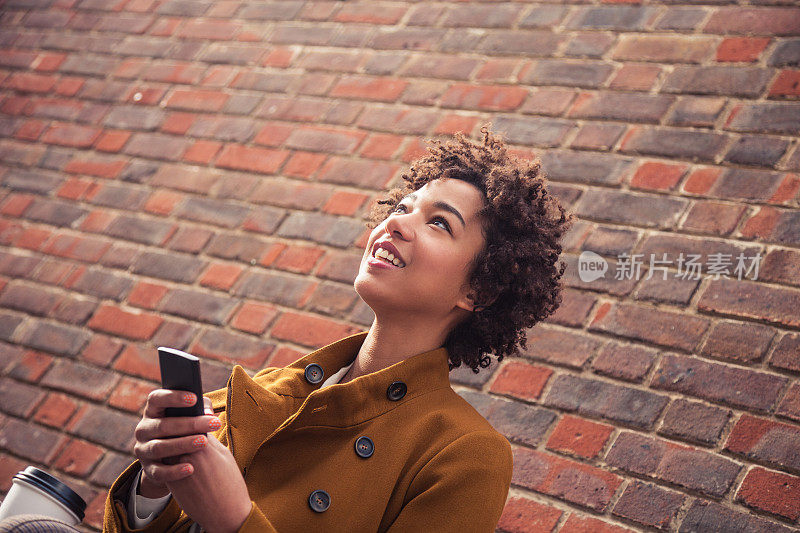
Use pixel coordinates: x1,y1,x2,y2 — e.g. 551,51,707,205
308,489,330,512
386,381,407,401
304,364,324,384
354,436,374,458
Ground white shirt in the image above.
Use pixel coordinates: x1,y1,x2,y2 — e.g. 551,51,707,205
127,360,356,528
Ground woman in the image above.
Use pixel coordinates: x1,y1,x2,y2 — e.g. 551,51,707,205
102,127,571,532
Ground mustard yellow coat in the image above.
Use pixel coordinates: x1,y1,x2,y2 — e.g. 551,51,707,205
103,331,514,532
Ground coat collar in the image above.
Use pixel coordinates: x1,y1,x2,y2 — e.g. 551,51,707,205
223,331,453,470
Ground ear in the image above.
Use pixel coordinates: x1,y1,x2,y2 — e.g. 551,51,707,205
455,290,492,313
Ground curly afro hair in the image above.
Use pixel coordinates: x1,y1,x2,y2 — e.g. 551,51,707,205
366,126,573,373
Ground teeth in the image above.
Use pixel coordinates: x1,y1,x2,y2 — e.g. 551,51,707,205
374,246,405,268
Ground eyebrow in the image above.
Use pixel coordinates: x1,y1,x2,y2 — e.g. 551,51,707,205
404,193,466,228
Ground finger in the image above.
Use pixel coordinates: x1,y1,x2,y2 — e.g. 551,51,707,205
143,461,195,484
135,415,221,442
203,397,213,415
135,434,208,462
144,389,200,419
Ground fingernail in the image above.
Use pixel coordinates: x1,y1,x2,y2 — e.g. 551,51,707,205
192,436,205,449
180,464,192,475
182,393,196,406
208,418,221,431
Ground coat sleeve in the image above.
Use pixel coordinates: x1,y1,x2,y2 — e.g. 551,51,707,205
385,430,514,533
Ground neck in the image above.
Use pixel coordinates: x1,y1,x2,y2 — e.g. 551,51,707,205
339,315,451,385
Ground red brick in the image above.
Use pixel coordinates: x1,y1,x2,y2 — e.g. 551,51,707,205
6,72,56,93
560,515,634,533
475,59,519,82
546,415,614,459
283,151,327,178
778,383,800,422
512,448,622,511
630,161,687,191
683,167,721,195
271,245,325,274
434,115,480,136
769,174,800,205
160,111,195,135
113,343,159,381
322,191,367,216
108,376,153,412
613,35,713,63
65,156,127,179
262,46,295,68
330,76,408,102
737,467,800,520
128,281,168,309
334,3,407,24
42,122,102,148
441,83,527,111
14,119,47,141
231,302,278,335
77,210,113,233
33,392,78,428
716,37,771,62
199,262,244,291
489,360,552,401
769,70,800,98
740,206,780,240
725,414,800,473
53,439,104,478
178,19,240,40
54,77,84,97
8,350,53,382
1,193,34,217
270,312,360,348
359,133,404,160
143,189,183,215
14,227,51,250
609,64,661,91
267,346,305,367
95,130,131,152
0,454,28,492
216,144,288,175
88,304,163,340
165,89,229,112
80,334,124,367
183,140,221,164
680,200,746,236
497,496,562,533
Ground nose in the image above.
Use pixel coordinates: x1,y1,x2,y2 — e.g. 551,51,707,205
384,210,414,241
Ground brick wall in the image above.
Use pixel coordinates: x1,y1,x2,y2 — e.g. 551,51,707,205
0,1,798,531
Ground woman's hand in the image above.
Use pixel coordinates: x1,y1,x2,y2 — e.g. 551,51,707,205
133,390,222,498
166,432,252,533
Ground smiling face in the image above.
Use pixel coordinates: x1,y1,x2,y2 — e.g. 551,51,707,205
354,178,487,324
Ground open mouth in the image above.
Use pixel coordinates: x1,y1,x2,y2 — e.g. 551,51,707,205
372,243,406,268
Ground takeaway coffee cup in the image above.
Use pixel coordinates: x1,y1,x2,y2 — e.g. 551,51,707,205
0,467,86,525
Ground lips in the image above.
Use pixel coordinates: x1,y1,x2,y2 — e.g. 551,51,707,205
372,240,405,264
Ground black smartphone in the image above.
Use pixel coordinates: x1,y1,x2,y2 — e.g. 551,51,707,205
158,347,204,418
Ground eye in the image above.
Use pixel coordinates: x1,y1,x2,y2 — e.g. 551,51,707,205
393,204,407,214
432,216,451,234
